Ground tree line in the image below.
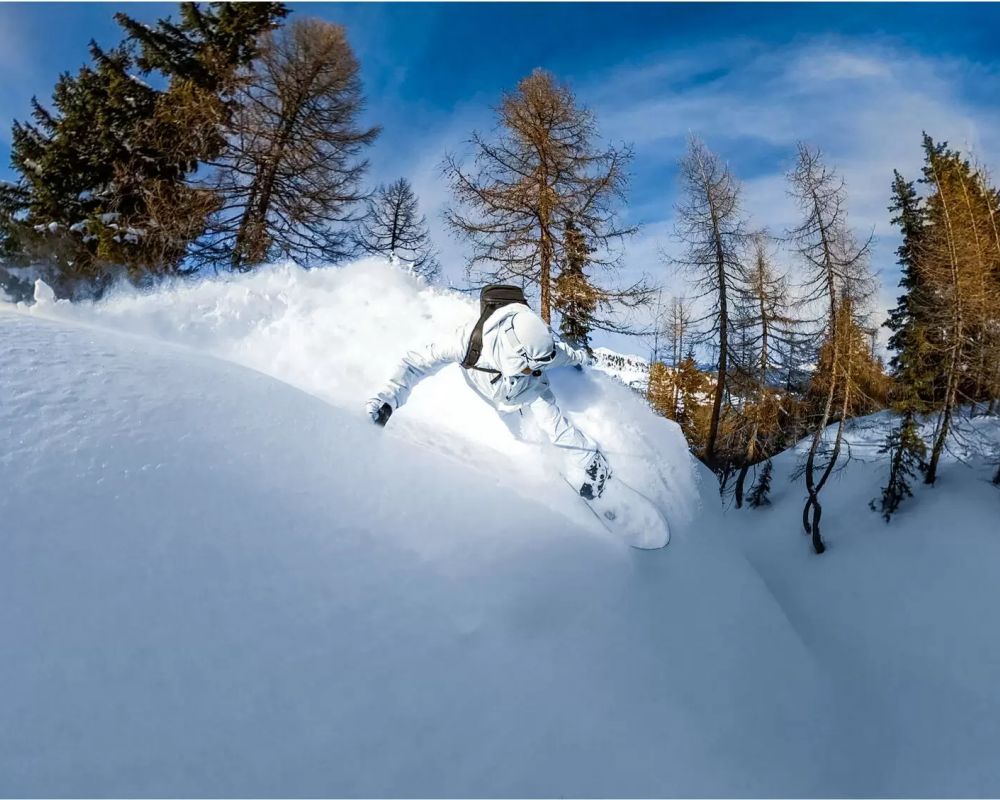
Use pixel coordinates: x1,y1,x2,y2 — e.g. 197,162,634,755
648,134,1000,553
0,3,438,298
0,5,652,359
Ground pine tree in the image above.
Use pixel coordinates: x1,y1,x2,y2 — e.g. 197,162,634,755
355,178,439,279
0,182,29,262
9,42,160,282
553,216,599,354
6,4,285,286
870,411,926,522
884,170,935,406
111,3,287,272
746,459,773,508
115,3,286,97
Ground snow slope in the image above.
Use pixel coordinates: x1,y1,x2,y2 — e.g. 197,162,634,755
727,412,1000,797
3,305,850,797
2,259,999,796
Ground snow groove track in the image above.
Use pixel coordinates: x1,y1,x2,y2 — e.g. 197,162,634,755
1,310,860,797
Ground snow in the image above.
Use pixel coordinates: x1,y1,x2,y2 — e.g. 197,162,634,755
592,346,651,392
22,259,698,527
2,258,999,796
729,411,1000,796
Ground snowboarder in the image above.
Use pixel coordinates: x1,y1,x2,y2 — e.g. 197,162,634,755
366,285,611,501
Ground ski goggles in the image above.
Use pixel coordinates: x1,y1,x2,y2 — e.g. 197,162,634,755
501,317,556,374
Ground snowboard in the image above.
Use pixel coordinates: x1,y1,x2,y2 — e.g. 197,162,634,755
565,474,670,550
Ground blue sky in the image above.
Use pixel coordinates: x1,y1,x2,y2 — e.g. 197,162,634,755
2,2,1000,356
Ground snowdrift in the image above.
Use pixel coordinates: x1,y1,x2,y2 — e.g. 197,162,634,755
3,260,1000,796
3,263,851,797
729,411,1000,798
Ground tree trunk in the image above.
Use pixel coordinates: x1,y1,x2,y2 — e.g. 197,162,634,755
232,56,325,269
704,203,728,468
925,155,965,485
801,186,841,552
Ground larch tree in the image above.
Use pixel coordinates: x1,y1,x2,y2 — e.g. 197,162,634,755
732,232,793,508
200,17,380,271
6,3,284,288
666,295,694,370
917,136,1000,483
787,143,874,554
647,295,695,426
444,68,648,328
112,3,287,272
977,168,1000,413
673,135,749,470
355,178,440,279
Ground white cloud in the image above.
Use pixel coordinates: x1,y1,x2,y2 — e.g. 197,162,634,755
575,36,1000,356
367,35,1000,356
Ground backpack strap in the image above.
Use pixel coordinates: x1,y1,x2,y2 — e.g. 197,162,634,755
460,307,492,371
460,283,527,376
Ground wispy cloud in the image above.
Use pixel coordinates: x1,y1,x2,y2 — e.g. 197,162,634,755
594,37,999,351
371,34,1000,353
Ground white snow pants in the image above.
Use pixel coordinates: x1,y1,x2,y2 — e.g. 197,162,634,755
494,387,604,490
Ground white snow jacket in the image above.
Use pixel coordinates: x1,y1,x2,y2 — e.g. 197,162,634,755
374,303,601,481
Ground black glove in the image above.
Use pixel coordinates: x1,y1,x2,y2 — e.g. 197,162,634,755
366,399,393,427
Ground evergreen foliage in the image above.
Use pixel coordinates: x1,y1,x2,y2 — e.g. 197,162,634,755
870,411,927,522
6,3,285,288
884,170,934,407
746,459,773,508
553,217,599,354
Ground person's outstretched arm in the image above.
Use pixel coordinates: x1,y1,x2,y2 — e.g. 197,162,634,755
548,339,592,370
367,325,469,424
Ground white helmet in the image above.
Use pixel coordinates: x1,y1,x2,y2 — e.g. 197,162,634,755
495,306,556,376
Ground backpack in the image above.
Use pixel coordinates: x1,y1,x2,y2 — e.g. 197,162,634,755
461,284,527,372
